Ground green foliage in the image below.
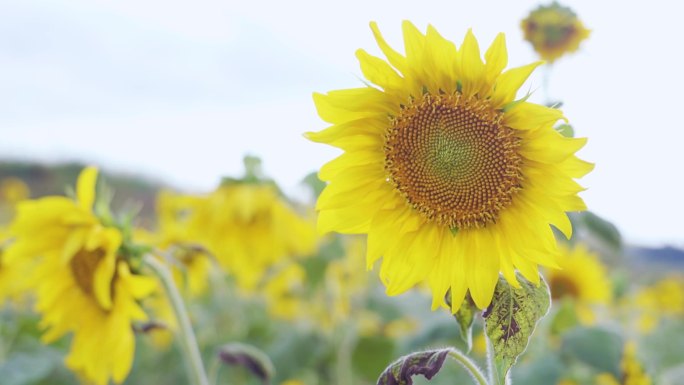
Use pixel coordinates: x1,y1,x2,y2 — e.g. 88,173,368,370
561,326,623,376
550,299,580,335
510,355,563,385
484,274,551,384
353,335,396,381
570,211,623,251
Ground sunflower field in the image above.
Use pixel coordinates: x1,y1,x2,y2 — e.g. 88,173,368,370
1,1,683,385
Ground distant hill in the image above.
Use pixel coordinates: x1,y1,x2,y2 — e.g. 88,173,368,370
0,160,167,226
628,245,684,271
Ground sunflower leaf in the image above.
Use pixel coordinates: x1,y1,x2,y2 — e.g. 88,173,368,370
483,273,551,385
376,349,450,385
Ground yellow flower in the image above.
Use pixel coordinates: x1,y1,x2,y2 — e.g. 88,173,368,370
137,190,215,297
596,342,652,385
320,237,370,326
281,380,306,385
633,276,684,333
595,374,620,385
186,183,316,290
0,226,32,303
4,167,156,385
307,21,591,310
545,243,611,323
0,177,30,205
521,2,591,63
262,263,307,321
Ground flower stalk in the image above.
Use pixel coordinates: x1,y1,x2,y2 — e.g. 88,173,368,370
448,349,489,385
143,254,210,385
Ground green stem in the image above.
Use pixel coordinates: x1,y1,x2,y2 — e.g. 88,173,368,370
335,323,355,385
448,349,489,385
144,255,210,385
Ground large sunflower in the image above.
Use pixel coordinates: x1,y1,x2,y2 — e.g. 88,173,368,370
4,167,156,385
521,2,591,63
307,21,591,310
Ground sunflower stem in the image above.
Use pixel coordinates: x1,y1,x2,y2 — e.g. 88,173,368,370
143,254,210,385
448,349,489,385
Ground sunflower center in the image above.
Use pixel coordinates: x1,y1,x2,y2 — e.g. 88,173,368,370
549,275,580,299
70,248,106,295
385,93,523,229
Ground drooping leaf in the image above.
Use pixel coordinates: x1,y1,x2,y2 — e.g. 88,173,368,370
218,342,275,384
377,349,450,385
483,273,551,384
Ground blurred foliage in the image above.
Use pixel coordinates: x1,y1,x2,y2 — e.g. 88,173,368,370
0,163,683,385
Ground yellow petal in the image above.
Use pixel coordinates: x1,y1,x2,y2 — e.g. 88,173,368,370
369,21,407,74
464,229,500,309
457,29,485,97
356,49,404,92
484,33,508,84
77,166,98,211
490,61,543,107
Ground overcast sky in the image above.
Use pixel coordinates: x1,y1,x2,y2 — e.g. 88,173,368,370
1,0,682,247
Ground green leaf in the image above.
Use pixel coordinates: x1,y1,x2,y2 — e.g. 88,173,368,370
570,211,623,251
550,298,580,335
302,172,326,199
561,327,623,376
353,335,396,380
554,123,574,138
483,273,551,384
377,349,450,385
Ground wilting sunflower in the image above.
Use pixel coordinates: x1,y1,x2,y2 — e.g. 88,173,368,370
307,21,591,310
521,2,591,63
545,243,611,323
184,183,316,290
3,167,156,385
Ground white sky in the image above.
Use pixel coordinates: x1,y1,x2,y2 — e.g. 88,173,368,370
1,0,683,247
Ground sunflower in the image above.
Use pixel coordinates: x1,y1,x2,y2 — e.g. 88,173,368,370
185,183,316,290
595,342,652,385
545,243,611,323
3,167,156,385
632,276,684,332
521,2,591,63
0,226,29,303
262,262,307,320
307,21,591,310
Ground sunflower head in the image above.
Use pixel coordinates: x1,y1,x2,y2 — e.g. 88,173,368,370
521,2,591,63
545,244,611,324
4,167,157,385
308,21,591,311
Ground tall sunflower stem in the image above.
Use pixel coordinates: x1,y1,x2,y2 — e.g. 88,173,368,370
143,254,210,385
448,349,489,385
